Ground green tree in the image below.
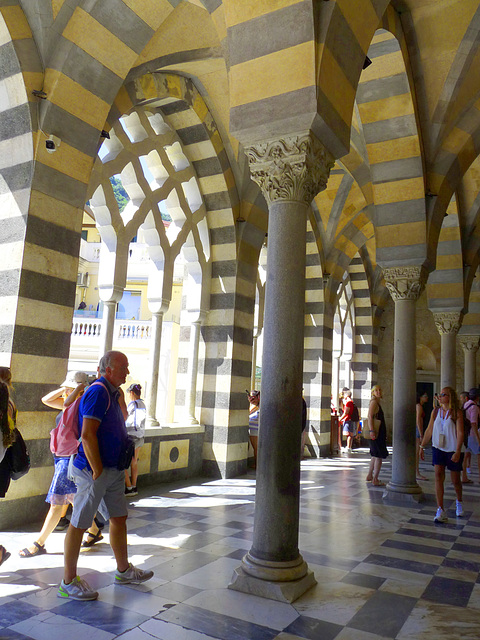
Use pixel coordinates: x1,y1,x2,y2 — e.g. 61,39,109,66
110,176,129,213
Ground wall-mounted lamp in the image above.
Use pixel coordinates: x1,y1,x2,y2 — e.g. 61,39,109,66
32,89,47,99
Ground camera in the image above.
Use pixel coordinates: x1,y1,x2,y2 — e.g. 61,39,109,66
45,134,61,154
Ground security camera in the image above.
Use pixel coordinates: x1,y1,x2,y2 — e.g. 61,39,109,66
46,134,61,153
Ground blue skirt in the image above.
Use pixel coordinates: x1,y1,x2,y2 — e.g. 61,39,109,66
45,457,77,505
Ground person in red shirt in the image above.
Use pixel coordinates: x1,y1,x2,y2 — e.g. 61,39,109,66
339,388,355,452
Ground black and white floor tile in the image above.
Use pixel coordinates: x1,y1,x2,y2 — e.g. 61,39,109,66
1,448,479,639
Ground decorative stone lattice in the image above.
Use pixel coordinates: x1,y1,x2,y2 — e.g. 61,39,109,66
245,133,335,206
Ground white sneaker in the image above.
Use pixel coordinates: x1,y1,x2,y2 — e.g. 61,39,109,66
58,576,98,600
434,507,448,523
456,501,464,517
115,563,154,585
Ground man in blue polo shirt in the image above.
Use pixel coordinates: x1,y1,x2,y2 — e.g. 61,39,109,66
59,350,153,601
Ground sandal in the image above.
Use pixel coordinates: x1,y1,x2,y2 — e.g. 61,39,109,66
82,531,104,547
372,481,386,487
462,478,474,484
19,542,46,558
0,545,10,566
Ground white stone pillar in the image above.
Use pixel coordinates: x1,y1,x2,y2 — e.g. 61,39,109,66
251,331,260,390
186,317,204,424
459,336,479,390
433,312,462,389
146,311,164,427
99,300,118,355
229,132,334,603
383,266,427,503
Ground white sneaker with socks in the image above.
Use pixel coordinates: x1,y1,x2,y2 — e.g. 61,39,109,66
434,507,448,523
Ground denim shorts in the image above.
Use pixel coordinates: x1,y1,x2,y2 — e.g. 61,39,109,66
431,446,464,472
70,466,127,529
342,420,356,436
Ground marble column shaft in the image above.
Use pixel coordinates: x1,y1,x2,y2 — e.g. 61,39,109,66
147,311,163,427
187,320,202,424
99,300,117,355
433,312,462,390
229,132,334,602
460,337,478,390
383,266,426,500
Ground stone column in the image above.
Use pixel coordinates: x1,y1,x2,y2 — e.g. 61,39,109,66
229,133,334,602
99,300,117,355
459,336,479,390
433,312,462,389
186,315,205,425
250,330,261,390
383,266,427,503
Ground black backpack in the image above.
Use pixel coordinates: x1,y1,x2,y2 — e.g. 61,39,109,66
5,428,30,480
350,403,360,423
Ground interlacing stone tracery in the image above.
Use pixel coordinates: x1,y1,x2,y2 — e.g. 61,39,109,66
382,266,427,302
245,133,335,206
433,312,462,335
459,336,479,352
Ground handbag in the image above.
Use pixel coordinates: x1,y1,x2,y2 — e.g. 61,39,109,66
6,428,30,480
364,417,381,439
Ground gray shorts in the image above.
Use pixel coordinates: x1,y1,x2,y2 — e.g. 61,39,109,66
70,466,128,529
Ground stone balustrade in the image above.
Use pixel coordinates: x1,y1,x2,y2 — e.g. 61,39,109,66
72,318,152,341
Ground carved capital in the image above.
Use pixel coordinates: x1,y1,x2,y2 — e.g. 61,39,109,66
459,336,479,353
383,266,427,301
246,133,335,206
433,312,462,335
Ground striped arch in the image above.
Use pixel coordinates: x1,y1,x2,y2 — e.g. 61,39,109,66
358,26,427,268
349,253,377,419
420,6,480,267
459,156,480,297
226,0,390,155
427,196,464,314
130,72,254,477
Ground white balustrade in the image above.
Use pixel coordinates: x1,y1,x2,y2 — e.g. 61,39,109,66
71,318,151,343
72,319,102,337
117,321,151,340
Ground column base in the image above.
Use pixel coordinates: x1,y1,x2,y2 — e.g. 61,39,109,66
228,565,316,603
383,481,425,504
147,417,160,427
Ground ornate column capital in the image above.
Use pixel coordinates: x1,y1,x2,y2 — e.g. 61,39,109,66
383,266,427,301
459,335,479,352
245,132,335,206
433,311,462,335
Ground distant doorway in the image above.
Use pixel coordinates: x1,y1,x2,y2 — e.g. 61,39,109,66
416,382,434,424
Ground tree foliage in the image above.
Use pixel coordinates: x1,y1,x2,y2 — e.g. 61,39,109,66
110,176,129,213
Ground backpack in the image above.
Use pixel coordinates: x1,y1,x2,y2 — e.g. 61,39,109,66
462,401,475,447
350,402,360,423
6,428,30,480
49,381,111,456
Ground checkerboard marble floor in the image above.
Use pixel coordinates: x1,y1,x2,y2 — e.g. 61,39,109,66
1,449,480,639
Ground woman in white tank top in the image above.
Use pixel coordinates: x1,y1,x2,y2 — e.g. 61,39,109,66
420,387,464,523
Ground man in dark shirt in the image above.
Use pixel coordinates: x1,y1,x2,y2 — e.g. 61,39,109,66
59,350,153,601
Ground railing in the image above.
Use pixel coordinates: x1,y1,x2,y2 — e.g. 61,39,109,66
72,320,102,337
117,321,151,340
71,318,152,341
